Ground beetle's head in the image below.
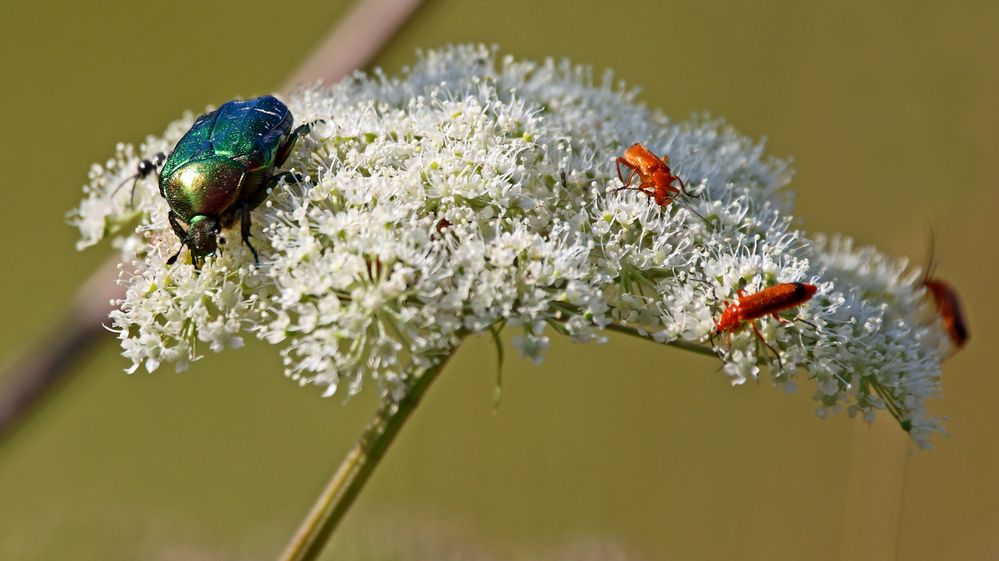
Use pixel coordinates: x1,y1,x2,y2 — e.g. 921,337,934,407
186,215,221,260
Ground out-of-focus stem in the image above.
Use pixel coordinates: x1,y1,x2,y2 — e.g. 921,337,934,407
0,258,122,445
284,0,426,89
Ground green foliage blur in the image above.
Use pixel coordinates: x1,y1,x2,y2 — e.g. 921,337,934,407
0,1,996,560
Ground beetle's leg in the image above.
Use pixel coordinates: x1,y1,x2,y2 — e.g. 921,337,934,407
166,245,187,266
275,119,325,168
167,211,187,243
615,157,638,189
263,170,302,189
238,202,260,264
675,174,698,198
166,212,189,266
247,171,302,210
706,329,727,367
795,318,819,331
749,321,783,370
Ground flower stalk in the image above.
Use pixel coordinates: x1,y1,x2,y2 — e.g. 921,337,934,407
278,350,457,561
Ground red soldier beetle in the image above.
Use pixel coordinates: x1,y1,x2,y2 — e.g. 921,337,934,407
710,282,818,369
923,280,969,348
614,143,695,207
922,230,969,349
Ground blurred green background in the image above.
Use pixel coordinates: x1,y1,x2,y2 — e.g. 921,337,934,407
1,1,996,559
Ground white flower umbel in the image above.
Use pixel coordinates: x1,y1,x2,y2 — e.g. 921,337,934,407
70,45,950,446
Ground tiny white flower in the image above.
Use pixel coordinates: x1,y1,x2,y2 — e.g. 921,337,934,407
71,45,952,446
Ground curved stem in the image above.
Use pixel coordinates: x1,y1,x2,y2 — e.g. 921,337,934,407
275,322,714,560
549,300,718,360
604,323,720,359
277,352,455,561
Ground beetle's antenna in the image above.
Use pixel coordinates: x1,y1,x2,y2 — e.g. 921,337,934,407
166,241,187,266
110,174,140,204
680,201,709,225
924,221,937,282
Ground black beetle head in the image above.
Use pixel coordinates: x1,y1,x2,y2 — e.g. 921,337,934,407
186,215,221,259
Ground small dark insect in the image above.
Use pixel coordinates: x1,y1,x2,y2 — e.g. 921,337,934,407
111,152,167,205
614,143,694,207
712,282,818,369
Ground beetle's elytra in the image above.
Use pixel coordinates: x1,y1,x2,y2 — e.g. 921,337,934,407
127,95,317,268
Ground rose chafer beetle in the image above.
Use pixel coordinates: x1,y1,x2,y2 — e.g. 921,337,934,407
125,95,316,268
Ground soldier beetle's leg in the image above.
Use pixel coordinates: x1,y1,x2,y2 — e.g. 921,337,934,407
795,318,819,331
661,185,683,206
705,329,729,368
615,157,639,189
675,175,699,198
749,321,783,370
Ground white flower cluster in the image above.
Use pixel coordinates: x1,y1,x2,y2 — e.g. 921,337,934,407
70,45,951,444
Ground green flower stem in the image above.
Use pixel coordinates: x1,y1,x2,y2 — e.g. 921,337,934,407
605,323,720,359
549,300,718,359
277,352,456,561
276,324,711,561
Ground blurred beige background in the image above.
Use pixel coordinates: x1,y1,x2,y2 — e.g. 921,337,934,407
0,1,996,560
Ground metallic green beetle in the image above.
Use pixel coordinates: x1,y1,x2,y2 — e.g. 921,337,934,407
128,95,315,267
